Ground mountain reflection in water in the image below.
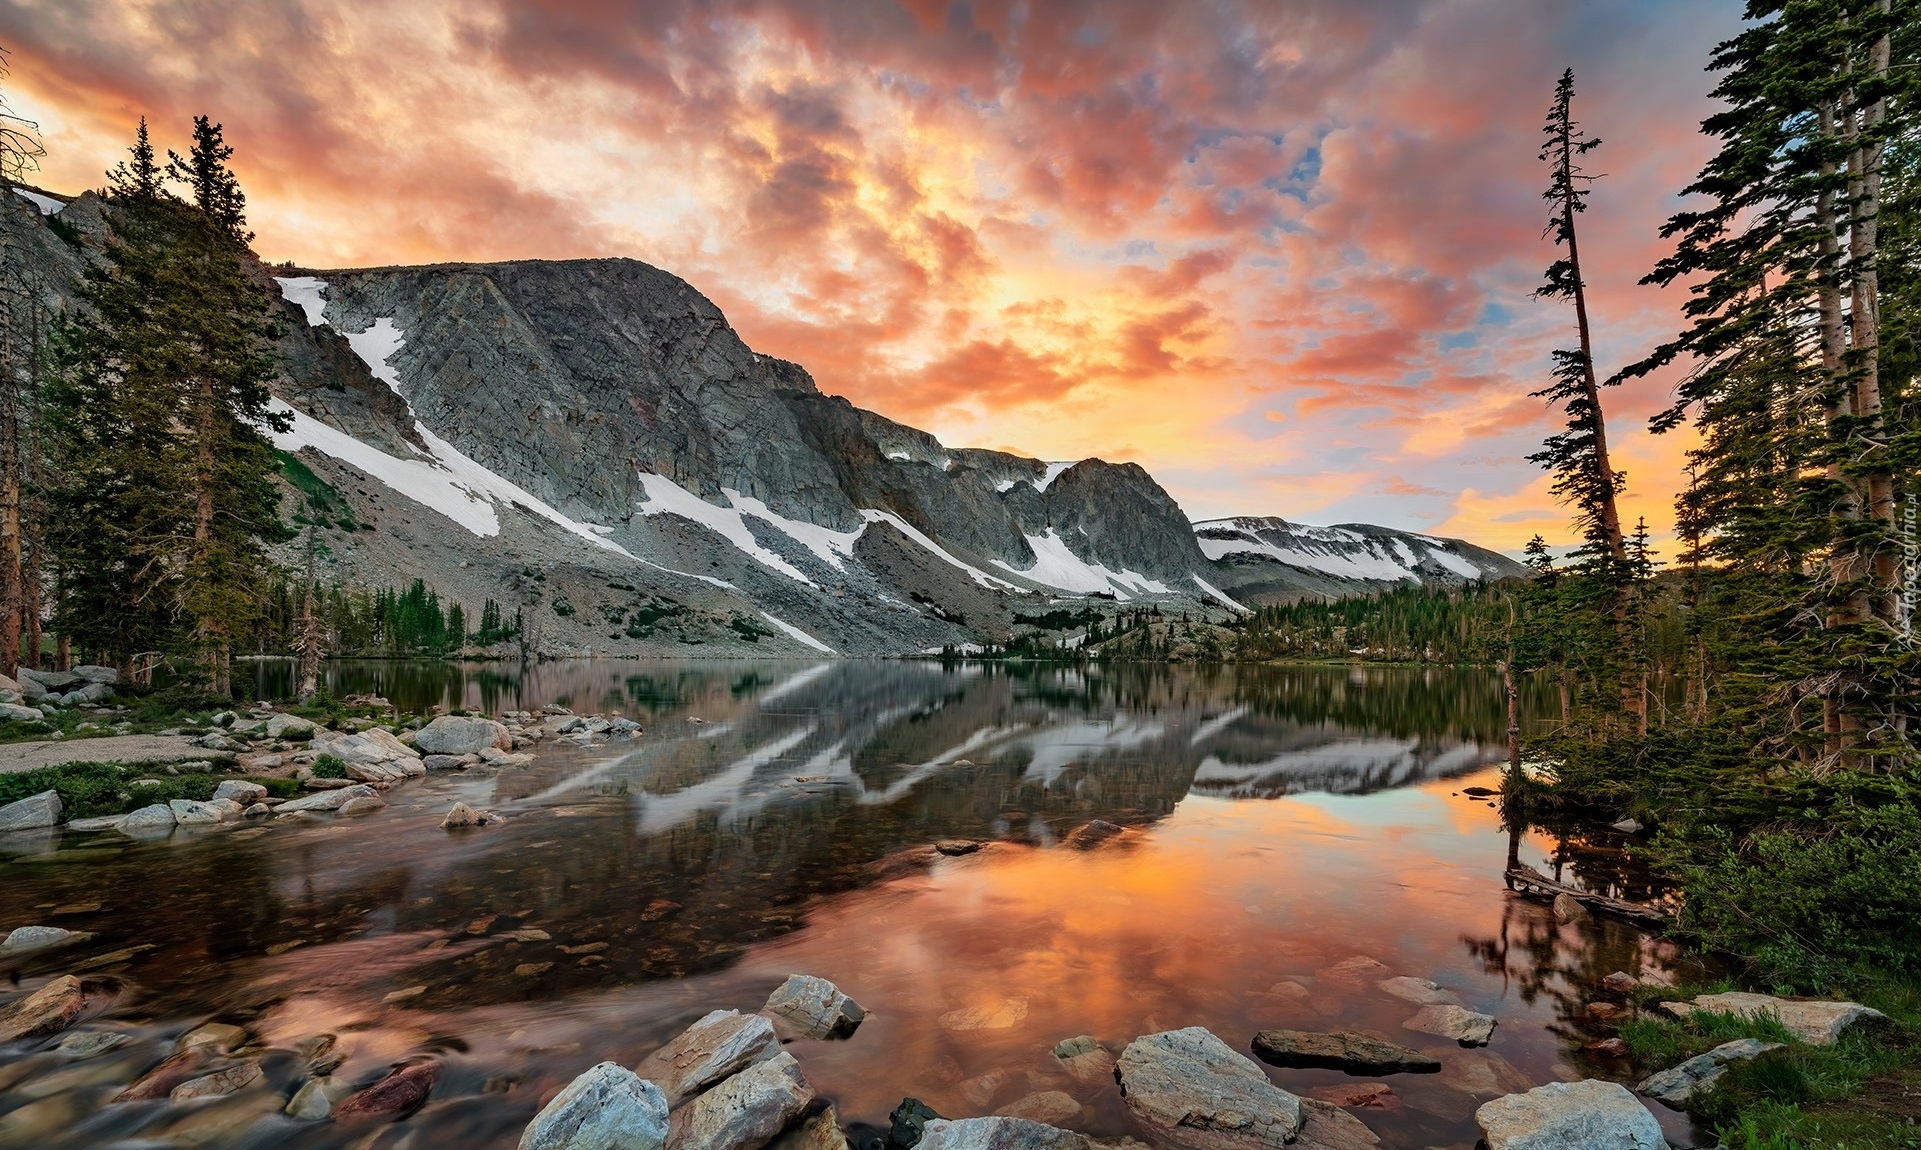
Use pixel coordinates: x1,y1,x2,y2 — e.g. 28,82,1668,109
0,661,1706,1150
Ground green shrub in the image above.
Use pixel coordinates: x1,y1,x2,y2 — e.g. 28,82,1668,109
310,755,347,779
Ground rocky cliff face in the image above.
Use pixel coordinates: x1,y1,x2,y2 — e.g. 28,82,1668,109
6,187,1528,656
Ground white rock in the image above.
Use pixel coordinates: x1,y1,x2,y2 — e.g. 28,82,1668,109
0,789,61,831
0,702,44,721
213,780,268,805
518,1061,668,1150
1475,1080,1664,1149
761,974,865,1040
1402,1004,1497,1045
1116,1027,1303,1150
168,799,223,825
666,1051,812,1150
1666,991,1886,1046
917,1118,1091,1150
633,1009,780,1106
276,784,380,813
265,713,316,739
71,665,117,685
0,926,83,953
1639,1038,1785,1105
286,1075,354,1120
415,715,513,756
117,803,178,831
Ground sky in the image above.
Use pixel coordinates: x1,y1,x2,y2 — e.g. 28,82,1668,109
0,0,1747,554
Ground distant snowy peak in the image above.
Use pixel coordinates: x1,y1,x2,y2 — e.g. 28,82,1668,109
1193,515,1526,586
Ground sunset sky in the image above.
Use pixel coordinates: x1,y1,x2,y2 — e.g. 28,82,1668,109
0,0,1745,554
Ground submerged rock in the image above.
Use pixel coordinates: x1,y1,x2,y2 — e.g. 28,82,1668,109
0,975,115,1043
1639,1038,1786,1106
1053,1035,1117,1084
939,998,1028,1031
934,840,984,856
1315,956,1390,984
518,1061,668,1150
1401,1005,1496,1046
1662,991,1885,1045
762,974,865,1041
1293,1099,1382,1150
1062,820,1124,849
333,1060,439,1120
285,1075,354,1120
276,783,380,813
916,1117,1091,1150
1474,1080,1664,1149
1376,976,1460,1006
633,1008,781,1106
666,1050,813,1150
1117,1027,1303,1150
1250,1030,1440,1074
117,1048,217,1101
996,1092,1080,1126
170,1060,263,1102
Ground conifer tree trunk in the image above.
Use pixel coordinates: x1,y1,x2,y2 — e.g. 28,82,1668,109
0,304,19,680
1851,2,1896,628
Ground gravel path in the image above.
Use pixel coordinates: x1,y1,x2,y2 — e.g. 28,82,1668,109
0,735,217,775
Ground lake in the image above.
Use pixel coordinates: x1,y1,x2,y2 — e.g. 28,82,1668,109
0,660,1709,1148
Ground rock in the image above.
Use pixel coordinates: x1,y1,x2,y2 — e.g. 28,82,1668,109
117,1048,217,1100
1552,894,1591,924
1316,956,1391,984
64,814,125,832
0,975,114,1043
633,1008,781,1106
888,1097,945,1150
1303,1082,1397,1110
286,1075,354,1120
179,1022,249,1053
1251,1030,1441,1074
71,665,117,685
1583,1002,1624,1023
0,925,84,954
333,1060,440,1120
1474,1080,1665,1149
243,802,271,817
1461,786,1498,797
1402,1005,1496,1046
170,1060,263,1101
338,794,387,816
1062,819,1124,848
442,802,490,828
63,682,113,705
415,715,514,756
960,1070,1017,1111
0,702,44,721
423,754,474,771
167,798,223,825
194,733,248,752
276,783,380,813
767,1105,850,1150
939,997,1029,1031
1054,1036,1117,1085
1292,1099,1382,1149
54,1029,128,1059
117,803,178,831
1666,991,1886,1045
917,1118,1092,1150
212,780,268,805
1599,972,1638,995
762,973,865,1041
935,840,985,856
1583,1038,1628,1057
1639,1038,1787,1106
1117,1027,1303,1150
518,1061,669,1150
666,1050,813,1150
0,789,61,832
997,1092,1080,1125
1377,977,1461,1006
265,713,316,739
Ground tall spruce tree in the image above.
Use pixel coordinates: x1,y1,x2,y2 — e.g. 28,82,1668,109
1623,0,1918,768
106,117,161,201
45,117,287,691
0,46,47,678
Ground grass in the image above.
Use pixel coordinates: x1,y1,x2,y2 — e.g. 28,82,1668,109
309,754,347,779
0,760,297,818
1619,981,1921,1148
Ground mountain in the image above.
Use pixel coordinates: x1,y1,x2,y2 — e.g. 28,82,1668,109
6,187,1528,656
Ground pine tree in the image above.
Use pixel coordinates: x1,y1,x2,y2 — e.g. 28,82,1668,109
165,116,251,243
1623,0,1918,767
106,117,161,201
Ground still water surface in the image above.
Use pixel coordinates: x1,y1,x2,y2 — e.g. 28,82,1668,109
0,661,1704,1148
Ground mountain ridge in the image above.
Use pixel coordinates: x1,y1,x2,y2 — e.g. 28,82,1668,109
7,187,1528,657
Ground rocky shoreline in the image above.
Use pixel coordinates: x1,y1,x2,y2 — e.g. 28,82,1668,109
0,938,1887,1150
0,697,641,838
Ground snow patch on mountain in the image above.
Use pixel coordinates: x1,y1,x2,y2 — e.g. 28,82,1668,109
993,529,1172,598
1193,516,1500,584
759,611,833,653
1035,461,1075,492
11,188,64,216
